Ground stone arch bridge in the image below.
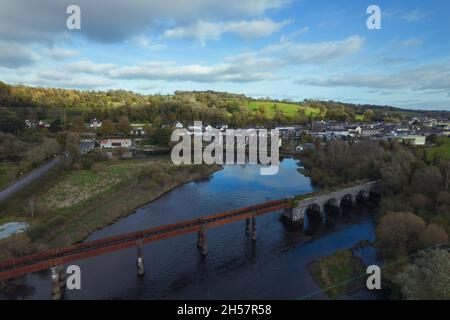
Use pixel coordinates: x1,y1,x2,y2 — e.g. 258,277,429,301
283,181,379,224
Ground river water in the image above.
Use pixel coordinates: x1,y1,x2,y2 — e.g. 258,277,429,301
1,158,379,300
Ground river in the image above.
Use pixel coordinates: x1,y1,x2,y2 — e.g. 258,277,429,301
1,158,379,300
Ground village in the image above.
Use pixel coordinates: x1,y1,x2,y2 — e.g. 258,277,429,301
25,116,448,156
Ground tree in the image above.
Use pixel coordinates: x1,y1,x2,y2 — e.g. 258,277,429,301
376,212,426,258
101,119,115,136
0,107,24,134
117,115,131,135
411,166,443,197
394,249,450,299
363,109,374,122
71,116,85,133
416,224,448,249
49,119,63,133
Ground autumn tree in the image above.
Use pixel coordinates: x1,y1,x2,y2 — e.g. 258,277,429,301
394,249,450,299
101,119,115,136
117,115,131,135
376,212,426,258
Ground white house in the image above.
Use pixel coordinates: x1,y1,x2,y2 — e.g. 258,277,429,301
174,121,184,129
87,118,102,129
100,139,132,148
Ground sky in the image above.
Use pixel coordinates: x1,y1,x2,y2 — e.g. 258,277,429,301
0,0,449,110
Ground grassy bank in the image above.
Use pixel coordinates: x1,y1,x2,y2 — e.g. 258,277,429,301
0,158,221,260
425,136,450,161
308,249,366,299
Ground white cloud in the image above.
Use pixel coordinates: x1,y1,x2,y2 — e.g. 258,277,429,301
263,35,365,64
132,35,166,50
0,0,289,44
296,63,450,92
0,41,38,68
402,37,423,46
65,60,116,75
110,54,282,82
280,26,309,42
163,19,291,44
44,48,79,60
401,10,429,22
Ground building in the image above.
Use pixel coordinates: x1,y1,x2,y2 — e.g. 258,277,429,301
100,138,132,149
131,123,146,136
87,118,102,129
383,134,426,146
79,140,95,154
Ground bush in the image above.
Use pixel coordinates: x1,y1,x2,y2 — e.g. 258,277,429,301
91,163,106,172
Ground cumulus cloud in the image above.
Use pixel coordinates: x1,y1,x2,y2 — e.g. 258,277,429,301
44,48,79,60
401,9,430,22
0,0,289,44
296,63,450,92
163,18,291,43
65,60,116,75
263,35,365,64
110,53,284,82
0,41,38,68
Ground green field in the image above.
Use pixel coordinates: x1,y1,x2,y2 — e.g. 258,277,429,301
425,136,450,161
245,101,322,119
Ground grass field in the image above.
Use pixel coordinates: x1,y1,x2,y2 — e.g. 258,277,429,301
425,136,450,161
0,163,17,190
245,101,322,119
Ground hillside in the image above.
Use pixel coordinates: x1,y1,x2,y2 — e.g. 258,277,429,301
0,82,448,129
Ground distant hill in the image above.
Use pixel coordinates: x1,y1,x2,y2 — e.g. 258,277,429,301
1,82,449,127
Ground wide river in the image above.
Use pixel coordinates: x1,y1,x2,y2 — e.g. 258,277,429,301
1,158,379,300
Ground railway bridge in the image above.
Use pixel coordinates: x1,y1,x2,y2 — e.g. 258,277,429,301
0,180,379,299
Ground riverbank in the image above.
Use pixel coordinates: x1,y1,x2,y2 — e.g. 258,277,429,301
0,158,221,261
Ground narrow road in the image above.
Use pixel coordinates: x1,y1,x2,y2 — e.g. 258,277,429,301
0,157,60,203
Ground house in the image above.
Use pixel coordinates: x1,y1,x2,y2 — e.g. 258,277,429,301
296,143,316,151
100,138,132,149
361,128,381,137
131,123,146,136
383,134,426,146
399,135,426,146
174,121,184,129
79,140,95,154
87,118,102,129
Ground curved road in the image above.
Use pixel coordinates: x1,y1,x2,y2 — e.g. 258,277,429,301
0,157,60,203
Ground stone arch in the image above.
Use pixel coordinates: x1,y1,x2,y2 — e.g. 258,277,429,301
306,203,322,221
339,194,353,208
356,190,368,203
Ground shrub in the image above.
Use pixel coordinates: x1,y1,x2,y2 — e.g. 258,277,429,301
91,163,106,172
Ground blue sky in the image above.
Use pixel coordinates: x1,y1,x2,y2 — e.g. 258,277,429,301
0,0,449,110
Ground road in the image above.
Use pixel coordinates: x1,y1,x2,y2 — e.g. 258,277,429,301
0,157,60,203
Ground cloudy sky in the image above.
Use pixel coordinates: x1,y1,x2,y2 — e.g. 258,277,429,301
0,0,449,110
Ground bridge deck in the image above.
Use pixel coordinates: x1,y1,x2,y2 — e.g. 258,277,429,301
0,198,291,281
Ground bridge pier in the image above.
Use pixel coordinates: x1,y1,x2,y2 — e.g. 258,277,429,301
136,238,145,276
251,216,257,241
197,224,208,256
245,218,251,235
50,265,65,300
